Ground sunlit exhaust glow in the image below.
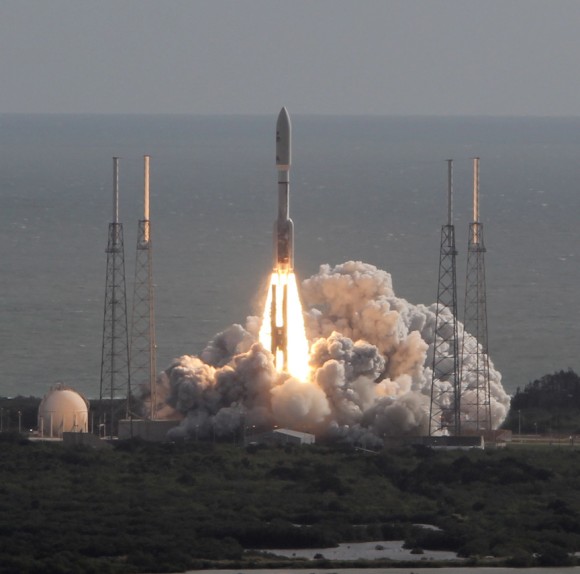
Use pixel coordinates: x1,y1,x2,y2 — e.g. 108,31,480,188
259,269,310,381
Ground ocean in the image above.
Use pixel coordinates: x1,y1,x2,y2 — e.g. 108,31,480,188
0,114,578,400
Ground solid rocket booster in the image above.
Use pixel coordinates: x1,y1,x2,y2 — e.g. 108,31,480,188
275,107,294,271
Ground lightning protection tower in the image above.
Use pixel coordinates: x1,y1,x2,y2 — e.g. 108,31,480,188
130,155,157,419
430,160,460,436
99,157,131,437
461,157,492,432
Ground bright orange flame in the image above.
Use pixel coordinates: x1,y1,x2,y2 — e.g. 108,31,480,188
259,270,310,380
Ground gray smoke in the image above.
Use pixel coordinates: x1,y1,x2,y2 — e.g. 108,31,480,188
150,261,510,444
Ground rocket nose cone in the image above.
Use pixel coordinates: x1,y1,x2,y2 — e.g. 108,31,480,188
277,106,290,126
276,107,291,168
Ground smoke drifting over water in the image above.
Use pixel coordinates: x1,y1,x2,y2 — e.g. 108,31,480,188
151,261,510,444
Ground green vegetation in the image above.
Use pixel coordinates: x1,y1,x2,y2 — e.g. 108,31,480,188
1,435,580,573
503,369,580,435
4,375,580,573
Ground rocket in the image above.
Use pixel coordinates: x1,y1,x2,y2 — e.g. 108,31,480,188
261,106,310,376
270,107,294,368
275,107,294,271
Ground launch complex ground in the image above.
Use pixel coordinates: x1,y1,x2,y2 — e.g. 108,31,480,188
4,390,575,452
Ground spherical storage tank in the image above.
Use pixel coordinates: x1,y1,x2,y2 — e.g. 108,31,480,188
38,384,89,438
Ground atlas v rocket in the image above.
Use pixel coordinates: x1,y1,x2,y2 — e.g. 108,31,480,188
270,107,294,368
275,107,294,271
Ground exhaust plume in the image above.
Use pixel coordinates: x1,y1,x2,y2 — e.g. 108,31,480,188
147,261,509,443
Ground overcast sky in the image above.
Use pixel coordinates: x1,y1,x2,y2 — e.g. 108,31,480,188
2,0,580,116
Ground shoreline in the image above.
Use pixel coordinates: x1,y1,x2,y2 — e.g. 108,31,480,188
252,540,460,562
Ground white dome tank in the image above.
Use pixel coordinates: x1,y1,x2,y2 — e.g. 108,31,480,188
38,384,89,438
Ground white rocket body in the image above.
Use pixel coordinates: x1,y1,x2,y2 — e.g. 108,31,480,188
270,107,294,369
275,107,294,271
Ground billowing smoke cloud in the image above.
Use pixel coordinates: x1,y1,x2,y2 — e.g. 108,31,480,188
149,261,510,444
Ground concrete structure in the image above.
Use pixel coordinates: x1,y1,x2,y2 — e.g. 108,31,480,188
38,384,89,438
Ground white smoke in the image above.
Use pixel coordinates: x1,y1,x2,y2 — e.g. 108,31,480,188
152,261,510,444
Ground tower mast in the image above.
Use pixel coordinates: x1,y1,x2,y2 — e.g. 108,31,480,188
429,160,460,435
130,155,158,419
461,157,492,431
99,157,131,437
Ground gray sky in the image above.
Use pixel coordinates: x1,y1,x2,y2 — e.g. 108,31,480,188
2,0,580,116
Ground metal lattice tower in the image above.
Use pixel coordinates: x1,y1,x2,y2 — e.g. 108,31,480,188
99,157,131,437
430,160,460,436
461,157,492,432
130,156,157,419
